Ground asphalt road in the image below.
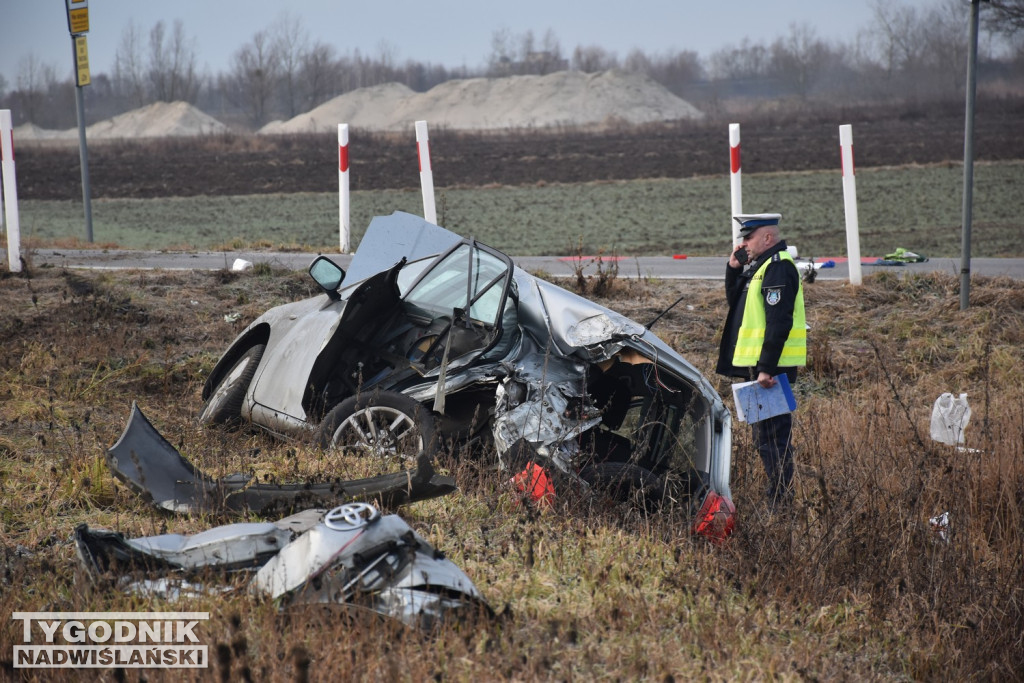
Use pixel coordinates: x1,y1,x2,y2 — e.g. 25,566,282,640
8,248,1024,281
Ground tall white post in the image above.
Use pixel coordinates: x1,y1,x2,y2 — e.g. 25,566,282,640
415,120,437,224
839,124,863,286
1,110,21,273
338,123,350,253
729,123,742,246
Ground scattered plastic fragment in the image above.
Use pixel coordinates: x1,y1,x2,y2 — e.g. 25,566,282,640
672,254,687,259
929,511,950,543
931,393,971,446
231,258,253,271
884,247,928,262
510,462,555,508
223,312,243,323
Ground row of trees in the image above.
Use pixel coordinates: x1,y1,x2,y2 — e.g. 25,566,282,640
2,1,1022,131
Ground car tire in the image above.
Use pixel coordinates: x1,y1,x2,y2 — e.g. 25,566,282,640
579,461,667,507
198,344,265,426
316,391,440,473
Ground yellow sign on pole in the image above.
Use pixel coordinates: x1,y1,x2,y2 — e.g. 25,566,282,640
74,35,91,87
66,0,89,35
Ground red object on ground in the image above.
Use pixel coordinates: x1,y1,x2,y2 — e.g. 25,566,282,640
556,256,626,262
691,490,736,543
673,254,688,259
511,462,555,508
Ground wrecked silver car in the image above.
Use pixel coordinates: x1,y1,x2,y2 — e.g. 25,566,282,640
200,212,734,539
75,502,491,628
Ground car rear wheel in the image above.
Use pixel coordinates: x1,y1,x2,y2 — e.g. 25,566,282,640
316,391,440,476
199,344,264,426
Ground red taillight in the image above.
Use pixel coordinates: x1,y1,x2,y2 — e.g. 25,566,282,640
691,491,735,543
510,462,555,508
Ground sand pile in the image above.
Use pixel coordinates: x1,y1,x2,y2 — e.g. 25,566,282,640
14,101,229,142
11,122,68,141
12,71,702,143
260,70,703,134
85,101,230,139
259,82,416,135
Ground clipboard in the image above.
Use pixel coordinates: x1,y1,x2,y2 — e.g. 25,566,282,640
732,374,797,423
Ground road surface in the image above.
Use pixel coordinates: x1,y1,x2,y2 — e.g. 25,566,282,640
8,248,1023,281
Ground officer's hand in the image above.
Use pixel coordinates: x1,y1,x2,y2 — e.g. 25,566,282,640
729,246,748,269
757,372,776,389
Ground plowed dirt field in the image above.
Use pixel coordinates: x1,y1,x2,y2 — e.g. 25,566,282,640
15,100,1024,200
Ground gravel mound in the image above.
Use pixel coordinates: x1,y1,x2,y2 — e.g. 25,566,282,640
13,70,702,143
260,70,704,134
85,101,230,139
14,101,229,142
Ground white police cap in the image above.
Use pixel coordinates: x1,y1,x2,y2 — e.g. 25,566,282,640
733,213,781,237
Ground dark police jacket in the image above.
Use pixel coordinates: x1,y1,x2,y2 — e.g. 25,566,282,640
716,240,801,381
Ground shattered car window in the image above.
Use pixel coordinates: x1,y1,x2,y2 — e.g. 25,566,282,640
404,243,508,325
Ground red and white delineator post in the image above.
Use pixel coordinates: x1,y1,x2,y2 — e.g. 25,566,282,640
415,120,437,224
729,123,742,246
839,124,863,286
1,109,21,273
338,123,350,253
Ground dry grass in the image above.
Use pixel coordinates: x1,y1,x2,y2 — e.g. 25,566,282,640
0,265,1021,680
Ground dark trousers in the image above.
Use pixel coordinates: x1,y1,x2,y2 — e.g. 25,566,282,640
753,412,794,503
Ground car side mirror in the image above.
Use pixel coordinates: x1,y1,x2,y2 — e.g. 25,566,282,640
309,256,345,300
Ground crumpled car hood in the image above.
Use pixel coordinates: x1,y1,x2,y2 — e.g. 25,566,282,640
512,269,646,362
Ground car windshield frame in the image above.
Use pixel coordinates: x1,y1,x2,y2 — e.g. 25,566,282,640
401,238,514,329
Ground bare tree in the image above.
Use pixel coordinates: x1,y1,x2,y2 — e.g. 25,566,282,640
486,28,565,76
623,49,653,75
770,23,831,99
517,29,537,73
987,0,1024,35
706,40,771,80
15,54,57,124
921,0,971,96
271,12,308,118
228,29,281,126
147,20,199,102
113,19,147,106
299,41,339,108
531,29,565,74
646,50,704,96
487,27,516,77
571,45,619,73
868,0,930,88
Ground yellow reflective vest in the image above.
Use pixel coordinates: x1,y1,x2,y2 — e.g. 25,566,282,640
732,251,806,367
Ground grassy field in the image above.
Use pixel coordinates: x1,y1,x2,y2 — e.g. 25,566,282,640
14,161,1024,257
1,265,1021,679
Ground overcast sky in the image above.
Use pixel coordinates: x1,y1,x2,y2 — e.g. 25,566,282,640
2,0,940,86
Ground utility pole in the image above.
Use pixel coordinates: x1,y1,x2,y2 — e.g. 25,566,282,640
66,0,94,242
960,0,983,310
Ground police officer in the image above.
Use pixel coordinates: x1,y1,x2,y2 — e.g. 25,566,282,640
716,213,806,507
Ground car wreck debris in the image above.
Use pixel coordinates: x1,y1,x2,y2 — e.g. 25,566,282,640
75,502,492,628
107,402,456,514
